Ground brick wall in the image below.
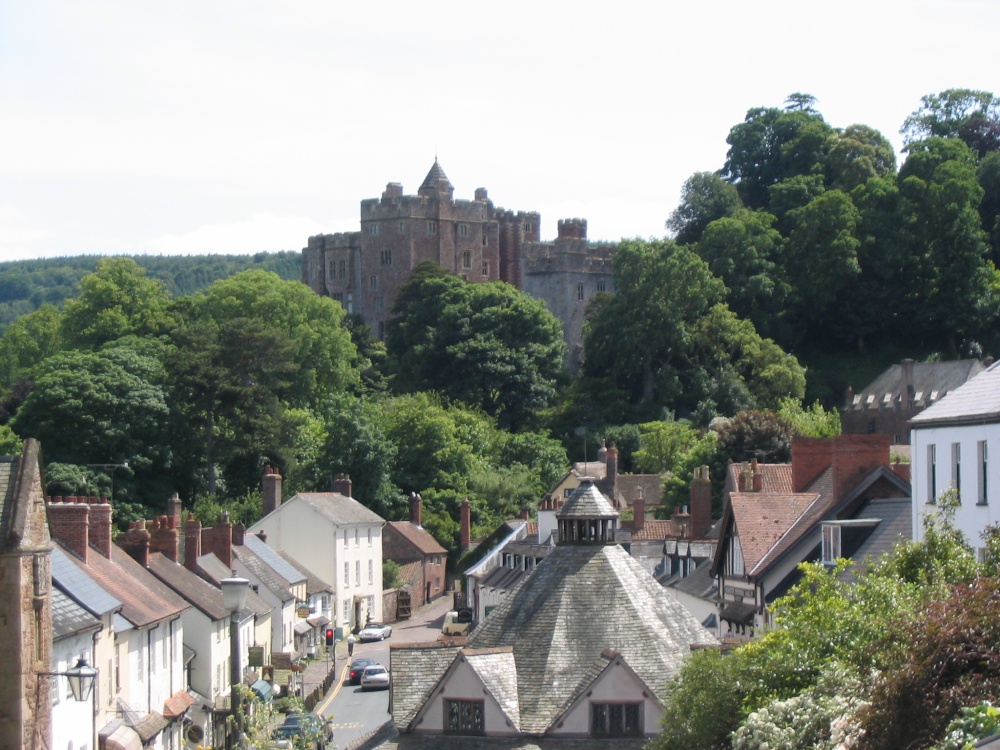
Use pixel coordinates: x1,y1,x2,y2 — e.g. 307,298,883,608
792,435,890,499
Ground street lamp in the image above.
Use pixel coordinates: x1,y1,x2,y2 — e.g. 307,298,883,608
41,656,98,748
221,571,249,750
86,462,129,500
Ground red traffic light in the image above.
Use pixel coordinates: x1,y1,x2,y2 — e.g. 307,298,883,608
325,628,334,646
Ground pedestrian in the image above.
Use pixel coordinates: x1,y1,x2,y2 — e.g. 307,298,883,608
347,632,355,657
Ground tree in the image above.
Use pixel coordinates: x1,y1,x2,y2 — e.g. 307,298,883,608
61,257,175,350
666,172,743,246
715,409,795,463
901,89,1000,155
0,304,63,388
777,397,841,437
977,151,1000,264
387,265,566,430
826,124,897,192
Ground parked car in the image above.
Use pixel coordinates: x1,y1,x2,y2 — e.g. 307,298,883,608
442,610,473,636
272,711,331,749
358,621,392,641
348,657,376,685
360,663,390,691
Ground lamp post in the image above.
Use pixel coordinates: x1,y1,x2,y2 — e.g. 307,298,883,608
41,656,98,748
221,571,249,750
86,462,129,501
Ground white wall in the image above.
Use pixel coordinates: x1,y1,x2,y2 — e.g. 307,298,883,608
912,423,1000,551
52,633,98,750
417,660,518,735
559,660,664,737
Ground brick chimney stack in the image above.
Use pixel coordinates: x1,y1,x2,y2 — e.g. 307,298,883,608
332,474,352,497
690,465,713,539
119,520,151,567
167,493,183,528
632,488,645,533
87,496,113,558
184,514,202,571
145,515,179,562
409,492,422,527
460,497,471,550
201,513,233,569
606,443,619,496
47,496,91,563
262,465,282,516
751,458,763,492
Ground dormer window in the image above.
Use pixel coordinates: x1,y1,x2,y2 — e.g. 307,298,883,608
821,523,841,565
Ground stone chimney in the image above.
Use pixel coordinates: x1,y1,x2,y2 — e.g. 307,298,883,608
184,514,202,571
597,439,608,463
167,493,183,528
460,497,471,550
262,465,282,516
149,514,180,562
47,496,91,563
632,488,645,533
332,473,352,497
119,519,151,567
87,496,113,559
690,465,713,539
409,492,422,527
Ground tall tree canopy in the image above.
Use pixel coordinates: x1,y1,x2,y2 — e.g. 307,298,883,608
667,171,743,246
901,88,1000,155
386,263,566,431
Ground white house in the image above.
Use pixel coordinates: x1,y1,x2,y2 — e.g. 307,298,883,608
248,473,385,637
911,359,1000,553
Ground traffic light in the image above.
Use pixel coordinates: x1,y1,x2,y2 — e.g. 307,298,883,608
325,628,334,646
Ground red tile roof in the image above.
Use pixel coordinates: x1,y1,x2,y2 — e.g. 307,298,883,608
729,491,818,573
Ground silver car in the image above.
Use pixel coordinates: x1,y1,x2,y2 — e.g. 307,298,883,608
360,663,390,691
358,622,392,641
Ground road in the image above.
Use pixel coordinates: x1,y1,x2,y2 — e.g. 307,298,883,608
316,595,454,748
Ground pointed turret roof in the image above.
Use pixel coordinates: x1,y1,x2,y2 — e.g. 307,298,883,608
557,478,617,520
418,158,454,195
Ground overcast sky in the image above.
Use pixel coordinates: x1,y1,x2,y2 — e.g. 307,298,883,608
1,1,998,261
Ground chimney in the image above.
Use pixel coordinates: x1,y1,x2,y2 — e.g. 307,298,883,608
148,514,180,562
332,473,353,497
460,497,471,550
167,493,183,528
201,512,233,569
119,520,151,567
88,496,113,558
232,522,245,547
690,465,713,539
597,439,608,463
521,508,531,521
901,358,915,411
792,435,890,499
409,492,422,527
262,465,282,516
737,462,750,492
632,488,645,533
47,496,90,563
606,443,619,492
751,458,763,492
184,514,202,571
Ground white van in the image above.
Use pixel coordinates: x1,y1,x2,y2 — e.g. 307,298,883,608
441,610,473,636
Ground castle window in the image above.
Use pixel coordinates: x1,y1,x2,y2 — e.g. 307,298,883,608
592,702,642,737
368,223,378,236
427,222,437,235
398,221,405,234
462,251,471,269
482,261,489,276
445,699,484,735
375,296,383,312
458,223,468,237
482,234,488,247
338,259,346,278
577,284,585,301
523,222,532,233
333,292,344,303
370,275,378,290
347,293,353,314
378,321,385,339
380,249,392,266
597,280,607,293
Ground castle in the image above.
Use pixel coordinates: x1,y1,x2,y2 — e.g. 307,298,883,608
301,160,615,368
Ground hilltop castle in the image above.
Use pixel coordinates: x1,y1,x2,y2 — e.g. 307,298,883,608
301,161,615,369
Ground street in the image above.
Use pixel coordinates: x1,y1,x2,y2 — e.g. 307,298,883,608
315,594,454,748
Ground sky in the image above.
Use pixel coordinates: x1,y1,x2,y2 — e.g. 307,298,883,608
1,1,998,261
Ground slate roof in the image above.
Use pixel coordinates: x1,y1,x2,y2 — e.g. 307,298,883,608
385,521,448,558
377,736,647,750
242,533,306,587
277,551,334,596
848,358,985,412
391,642,461,728
58,543,187,628
292,493,385,526
671,562,718,599
910,360,1000,426
466,543,717,733
52,586,102,639
146,552,230,621
195,553,272,617
419,159,453,193
52,545,121,618
556,480,617,519
233,544,295,602
466,649,520,728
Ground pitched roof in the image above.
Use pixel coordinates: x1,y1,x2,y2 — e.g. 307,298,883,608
242,533,306,586
729,488,820,574
466,543,717,733
391,642,462,728
617,474,665,506
385,521,447,557
52,545,121,617
910,360,1000,426
146,552,230,621
232,544,294,603
292,493,385,526
557,480,617,519
850,358,985,411
52,586,102,640
628,518,681,541
465,649,520,729
194,552,272,617
726,461,795,494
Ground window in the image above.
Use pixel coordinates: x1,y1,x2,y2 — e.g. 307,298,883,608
355,528,360,546
427,221,437,235
355,560,360,586
445,699,484,735
952,443,962,502
482,261,489,276
333,292,343,303
370,275,378,290
380,249,392,266
398,221,405,234
375,296,383,312
979,440,989,505
523,222,532,233
591,702,642,737
462,251,471,269
458,223,468,237
343,599,350,623
577,284,585,301
368,528,372,546
346,292,353,314
368,223,378,236
378,321,385,340
338,259,346,278
344,562,350,586
821,523,841,565
344,529,349,547
928,444,937,504
482,234,488,247
328,260,335,279
597,279,607,293
368,560,373,584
